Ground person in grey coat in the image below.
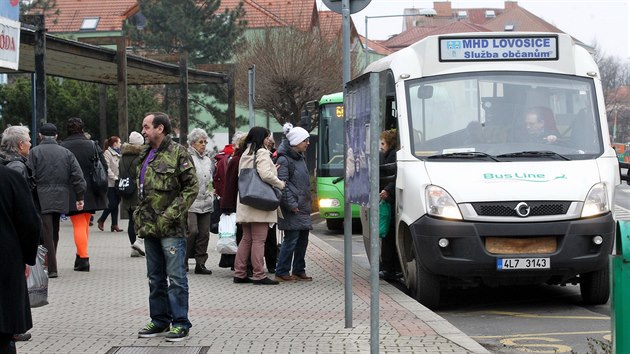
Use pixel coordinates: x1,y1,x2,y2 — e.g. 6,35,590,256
274,123,313,282
28,123,86,278
0,165,41,354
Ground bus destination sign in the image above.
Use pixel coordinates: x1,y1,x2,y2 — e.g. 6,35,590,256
439,35,558,62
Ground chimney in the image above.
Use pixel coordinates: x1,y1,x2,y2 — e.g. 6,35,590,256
505,1,519,10
433,1,452,17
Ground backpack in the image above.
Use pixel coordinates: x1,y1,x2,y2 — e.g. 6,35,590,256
116,154,138,197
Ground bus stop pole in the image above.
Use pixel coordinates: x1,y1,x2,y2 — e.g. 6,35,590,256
341,0,353,329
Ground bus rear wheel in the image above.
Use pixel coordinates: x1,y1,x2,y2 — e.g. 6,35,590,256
407,247,441,309
580,267,609,305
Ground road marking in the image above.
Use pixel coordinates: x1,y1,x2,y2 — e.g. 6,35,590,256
468,310,609,320
499,337,572,353
473,330,610,339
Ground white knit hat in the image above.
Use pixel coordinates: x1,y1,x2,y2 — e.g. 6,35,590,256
128,131,144,145
283,123,309,146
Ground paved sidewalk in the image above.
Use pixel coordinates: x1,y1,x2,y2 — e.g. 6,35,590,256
18,219,488,354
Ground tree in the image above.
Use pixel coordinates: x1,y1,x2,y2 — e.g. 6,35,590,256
19,0,60,24
0,76,161,142
234,26,359,130
125,0,247,141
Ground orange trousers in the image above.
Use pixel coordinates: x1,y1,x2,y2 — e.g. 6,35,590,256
70,213,91,258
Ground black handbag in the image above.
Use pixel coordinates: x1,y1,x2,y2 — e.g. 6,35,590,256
238,151,282,211
91,143,108,192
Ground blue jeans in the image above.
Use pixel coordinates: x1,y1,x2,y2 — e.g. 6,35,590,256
144,236,191,330
275,229,309,276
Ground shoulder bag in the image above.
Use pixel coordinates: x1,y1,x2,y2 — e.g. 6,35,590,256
238,150,282,211
91,142,108,192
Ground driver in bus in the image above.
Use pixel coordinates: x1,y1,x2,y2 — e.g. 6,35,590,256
523,107,559,144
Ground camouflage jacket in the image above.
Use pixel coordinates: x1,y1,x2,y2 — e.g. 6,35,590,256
133,136,198,239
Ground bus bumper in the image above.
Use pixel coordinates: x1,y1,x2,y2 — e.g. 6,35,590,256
409,213,615,286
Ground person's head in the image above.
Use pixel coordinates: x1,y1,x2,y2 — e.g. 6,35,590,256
524,108,546,136
188,128,209,155
243,126,271,154
39,122,58,140
283,123,310,153
142,112,171,148
1,125,31,157
380,129,397,153
232,130,247,151
264,134,275,150
104,136,121,151
128,131,144,145
66,117,85,136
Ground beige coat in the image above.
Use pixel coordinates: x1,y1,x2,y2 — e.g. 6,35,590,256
236,147,285,224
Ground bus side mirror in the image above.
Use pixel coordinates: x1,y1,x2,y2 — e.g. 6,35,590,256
418,86,434,99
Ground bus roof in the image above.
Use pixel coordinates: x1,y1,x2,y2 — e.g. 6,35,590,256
319,92,343,105
364,32,599,81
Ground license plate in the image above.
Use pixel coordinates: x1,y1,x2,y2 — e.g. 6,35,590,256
497,257,550,270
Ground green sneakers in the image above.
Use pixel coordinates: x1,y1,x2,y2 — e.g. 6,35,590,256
165,326,189,342
138,322,169,338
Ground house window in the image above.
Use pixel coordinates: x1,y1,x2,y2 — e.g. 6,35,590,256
80,17,99,30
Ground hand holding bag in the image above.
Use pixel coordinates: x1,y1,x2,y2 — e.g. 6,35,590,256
216,213,238,254
26,245,49,307
238,151,282,211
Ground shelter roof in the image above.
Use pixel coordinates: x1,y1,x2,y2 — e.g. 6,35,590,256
0,26,226,85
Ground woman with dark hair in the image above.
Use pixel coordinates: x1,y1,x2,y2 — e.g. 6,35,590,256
378,129,402,280
96,136,123,232
61,117,108,272
233,126,285,285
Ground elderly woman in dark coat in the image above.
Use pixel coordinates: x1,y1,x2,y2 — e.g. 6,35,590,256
60,117,108,272
274,123,313,282
0,165,41,353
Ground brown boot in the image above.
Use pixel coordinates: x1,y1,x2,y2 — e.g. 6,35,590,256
111,225,123,232
97,220,104,231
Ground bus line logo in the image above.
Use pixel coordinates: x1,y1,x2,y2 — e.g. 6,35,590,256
446,40,462,50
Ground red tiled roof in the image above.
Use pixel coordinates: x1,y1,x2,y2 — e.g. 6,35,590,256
221,0,317,31
359,35,392,56
384,21,491,51
482,6,564,33
45,0,137,33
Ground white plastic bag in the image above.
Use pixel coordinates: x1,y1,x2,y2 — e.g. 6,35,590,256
26,245,49,307
216,213,238,254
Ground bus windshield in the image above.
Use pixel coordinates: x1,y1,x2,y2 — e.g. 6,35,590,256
317,102,345,177
406,71,603,160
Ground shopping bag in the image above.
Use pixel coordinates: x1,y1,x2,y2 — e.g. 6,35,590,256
216,213,238,254
26,245,49,307
379,200,392,238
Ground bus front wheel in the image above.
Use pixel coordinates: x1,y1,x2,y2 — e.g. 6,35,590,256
407,247,441,309
580,267,609,305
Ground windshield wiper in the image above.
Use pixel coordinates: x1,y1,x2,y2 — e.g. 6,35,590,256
496,151,571,160
427,151,499,162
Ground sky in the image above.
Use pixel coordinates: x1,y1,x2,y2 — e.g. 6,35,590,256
316,0,630,60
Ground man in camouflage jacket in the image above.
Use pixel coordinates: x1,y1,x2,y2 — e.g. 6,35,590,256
134,112,198,342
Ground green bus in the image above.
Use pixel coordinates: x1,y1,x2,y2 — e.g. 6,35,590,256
316,92,360,230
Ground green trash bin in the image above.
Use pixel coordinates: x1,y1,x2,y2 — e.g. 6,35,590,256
611,220,630,353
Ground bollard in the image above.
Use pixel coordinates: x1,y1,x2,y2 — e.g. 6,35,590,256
611,220,630,353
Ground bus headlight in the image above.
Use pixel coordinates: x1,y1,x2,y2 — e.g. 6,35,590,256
581,182,609,218
319,198,341,208
426,185,462,220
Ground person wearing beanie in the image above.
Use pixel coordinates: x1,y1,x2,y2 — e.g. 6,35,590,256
274,123,313,282
120,131,146,257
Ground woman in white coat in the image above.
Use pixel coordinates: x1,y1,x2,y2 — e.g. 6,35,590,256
186,128,214,275
233,127,285,285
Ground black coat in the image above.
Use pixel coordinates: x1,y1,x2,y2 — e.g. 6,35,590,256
29,138,86,214
0,165,41,335
61,134,108,214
